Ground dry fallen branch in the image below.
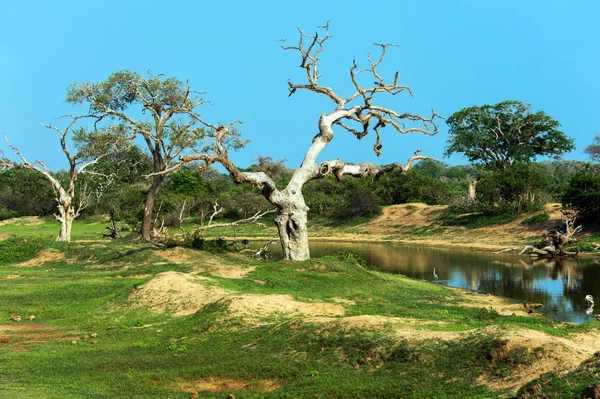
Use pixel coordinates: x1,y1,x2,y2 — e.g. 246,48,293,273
495,211,585,257
191,208,277,233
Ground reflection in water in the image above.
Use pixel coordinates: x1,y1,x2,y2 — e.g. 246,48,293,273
261,240,600,323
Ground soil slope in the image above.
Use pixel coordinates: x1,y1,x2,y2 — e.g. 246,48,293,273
309,203,566,251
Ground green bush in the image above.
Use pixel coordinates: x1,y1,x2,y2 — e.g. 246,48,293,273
476,163,549,213
0,210,20,221
562,165,600,218
186,235,229,253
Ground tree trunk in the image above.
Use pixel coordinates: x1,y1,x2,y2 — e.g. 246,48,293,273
56,203,74,242
141,175,164,241
467,180,477,201
274,202,310,261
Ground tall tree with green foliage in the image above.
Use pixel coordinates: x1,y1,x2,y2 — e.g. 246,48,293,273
585,133,600,163
445,100,574,169
66,71,246,241
563,165,600,218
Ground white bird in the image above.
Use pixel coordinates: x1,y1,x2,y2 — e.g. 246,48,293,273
433,268,439,280
585,295,594,307
586,307,594,315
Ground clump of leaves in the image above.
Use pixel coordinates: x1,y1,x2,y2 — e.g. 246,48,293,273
330,251,368,268
474,307,501,321
186,235,229,253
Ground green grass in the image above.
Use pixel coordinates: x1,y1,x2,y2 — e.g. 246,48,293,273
0,217,114,241
521,212,550,226
395,225,447,237
1,227,599,398
441,211,520,229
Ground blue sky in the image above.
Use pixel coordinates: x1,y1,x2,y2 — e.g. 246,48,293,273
1,1,598,171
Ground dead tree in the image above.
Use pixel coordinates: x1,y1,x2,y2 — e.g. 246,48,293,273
150,23,440,260
0,116,114,242
499,211,584,257
103,210,120,239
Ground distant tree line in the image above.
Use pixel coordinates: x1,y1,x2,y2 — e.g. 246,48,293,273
1,153,596,226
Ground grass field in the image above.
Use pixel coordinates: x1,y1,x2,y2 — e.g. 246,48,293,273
1,218,600,398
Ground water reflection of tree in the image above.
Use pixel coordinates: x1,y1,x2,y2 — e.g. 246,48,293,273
476,262,554,305
311,241,600,319
562,258,600,311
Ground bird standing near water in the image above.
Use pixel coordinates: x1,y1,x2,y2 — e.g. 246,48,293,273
585,295,594,307
433,268,439,280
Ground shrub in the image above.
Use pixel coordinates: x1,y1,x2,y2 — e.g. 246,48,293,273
187,235,229,253
562,165,600,218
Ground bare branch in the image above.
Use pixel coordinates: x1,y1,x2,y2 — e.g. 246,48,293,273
281,25,441,162
316,152,436,182
148,123,281,203
192,208,277,233
207,201,224,227
178,199,190,237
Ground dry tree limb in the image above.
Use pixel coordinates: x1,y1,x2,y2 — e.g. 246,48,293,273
491,248,520,254
494,211,584,257
191,208,277,233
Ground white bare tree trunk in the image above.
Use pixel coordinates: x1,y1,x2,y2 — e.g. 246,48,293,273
56,201,75,242
274,198,310,261
1,116,114,244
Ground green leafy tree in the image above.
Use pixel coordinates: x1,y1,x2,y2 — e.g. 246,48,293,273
377,160,471,205
563,165,600,218
0,169,55,219
66,71,245,241
476,163,549,212
585,133,600,163
85,145,153,225
445,100,574,169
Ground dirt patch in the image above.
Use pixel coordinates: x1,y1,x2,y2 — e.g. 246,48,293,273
0,233,14,241
305,315,459,341
330,297,356,305
129,272,229,316
0,216,44,227
154,247,199,264
124,274,152,279
166,376,282,393
15,249,69,267
192,258,256,279
156,247,258,279
129,272,345,318
304,313,600,394
0,323,74,351
476,328,600,393
450,288,537,317
4,274,22,279
228,294,344,318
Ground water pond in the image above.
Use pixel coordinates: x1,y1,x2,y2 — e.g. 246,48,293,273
259,240,600,323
